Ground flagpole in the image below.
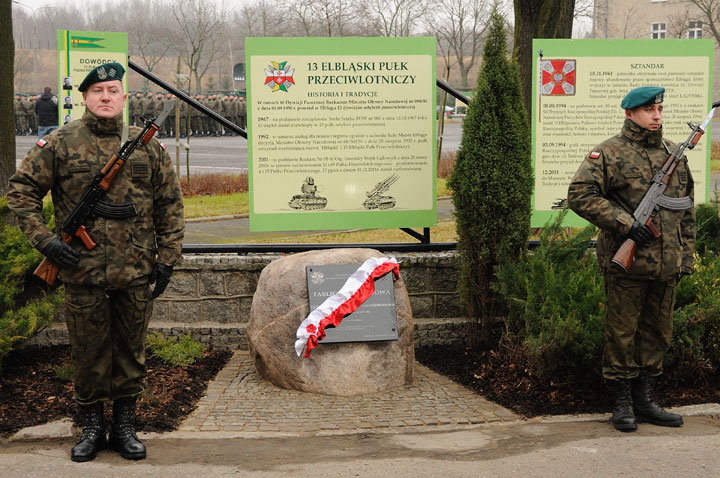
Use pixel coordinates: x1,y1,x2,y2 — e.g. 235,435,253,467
538,49,543,123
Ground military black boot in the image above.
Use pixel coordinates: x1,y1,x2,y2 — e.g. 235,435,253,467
109,397,146,460
71,402,107,462
608,380,637,432
631,375,683,427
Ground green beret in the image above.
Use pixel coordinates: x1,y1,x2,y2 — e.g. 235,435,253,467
621,86,664,110
78,62,125,92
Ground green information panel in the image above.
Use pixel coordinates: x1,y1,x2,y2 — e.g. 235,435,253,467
531,39,714,227
57,30,129,126
246,37,437,231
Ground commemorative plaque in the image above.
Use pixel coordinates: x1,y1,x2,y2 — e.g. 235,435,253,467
306,264,399,343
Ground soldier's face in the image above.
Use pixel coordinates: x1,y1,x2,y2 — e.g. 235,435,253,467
83,80,126,119
626,103,663,131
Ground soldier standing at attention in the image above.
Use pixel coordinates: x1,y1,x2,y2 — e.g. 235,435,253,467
568,87,694,432
7,62,184,462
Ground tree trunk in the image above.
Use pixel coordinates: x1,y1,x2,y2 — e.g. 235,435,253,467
0,1,15,197
514,0,575,120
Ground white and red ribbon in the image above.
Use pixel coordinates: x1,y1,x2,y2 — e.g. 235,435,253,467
295,256,400,358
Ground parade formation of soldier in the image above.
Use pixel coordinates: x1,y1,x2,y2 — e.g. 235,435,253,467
7,62,185,462
568,86,695,433
127,90,246,137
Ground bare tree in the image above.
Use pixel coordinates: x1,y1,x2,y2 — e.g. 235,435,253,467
171,0,227,94
13,49,32,91
429,0,494,89
285,0,318,36
685,0,720,45
234,0,287,37
361,0,429,37
667,9,693,38
514,0,576,119
121,0,174,90
1,0,15,196
311,0,360,36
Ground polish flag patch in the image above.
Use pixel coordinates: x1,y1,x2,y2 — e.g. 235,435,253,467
160,143,166,151
36,139,47,148
589,151,600,159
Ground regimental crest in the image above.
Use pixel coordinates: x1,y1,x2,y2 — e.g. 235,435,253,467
97,66,108,80
264,61,295,92
540,59,576,96
310,270,325,284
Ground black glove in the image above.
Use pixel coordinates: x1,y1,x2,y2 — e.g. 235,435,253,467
628,221,654,246
149,263,173,299
40,237,80,268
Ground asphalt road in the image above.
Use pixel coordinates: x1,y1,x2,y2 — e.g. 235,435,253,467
14,121,464,176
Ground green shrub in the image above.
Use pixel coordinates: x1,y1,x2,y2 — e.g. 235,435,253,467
145,331,205,367
0,196,62,375
695,199,720,256
667,249,720,370
493,209,605,379
449,9,532,345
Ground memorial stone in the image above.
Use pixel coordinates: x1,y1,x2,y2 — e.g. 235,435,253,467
248,248,414,396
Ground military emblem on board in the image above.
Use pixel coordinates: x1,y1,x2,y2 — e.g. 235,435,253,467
264,60,295,92
540,59,576,95
309,270,325,285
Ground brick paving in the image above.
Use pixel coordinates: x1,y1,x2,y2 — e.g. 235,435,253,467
179,351,518,434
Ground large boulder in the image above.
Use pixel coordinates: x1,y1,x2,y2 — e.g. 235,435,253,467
248,248,414,396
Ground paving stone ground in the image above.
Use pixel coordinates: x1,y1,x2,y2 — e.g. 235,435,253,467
179,351,518,434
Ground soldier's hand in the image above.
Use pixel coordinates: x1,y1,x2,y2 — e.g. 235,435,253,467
149,263,173,299
40,237,80,268
628,221,654,246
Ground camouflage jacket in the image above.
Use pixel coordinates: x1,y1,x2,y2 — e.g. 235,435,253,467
7,110,185,288
567,118,695,279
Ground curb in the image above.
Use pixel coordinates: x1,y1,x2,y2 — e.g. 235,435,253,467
7,402,720,443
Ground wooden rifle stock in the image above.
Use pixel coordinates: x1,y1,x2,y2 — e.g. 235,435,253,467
611,238,637,273
33,232,73,286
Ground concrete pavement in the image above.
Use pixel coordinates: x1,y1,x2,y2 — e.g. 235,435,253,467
4,350,720,477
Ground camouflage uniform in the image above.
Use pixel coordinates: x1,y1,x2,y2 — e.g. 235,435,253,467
568,118,695,381
7,109,185,405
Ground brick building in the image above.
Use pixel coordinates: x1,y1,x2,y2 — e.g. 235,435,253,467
592,0,719,96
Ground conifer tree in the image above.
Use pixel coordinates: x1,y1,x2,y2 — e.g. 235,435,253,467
448,8,532,345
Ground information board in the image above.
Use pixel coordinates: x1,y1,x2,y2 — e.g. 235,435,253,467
531,39,714,227
246,37,437,231
57,30,129,126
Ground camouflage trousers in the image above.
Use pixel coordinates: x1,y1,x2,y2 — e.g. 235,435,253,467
64,282,153,406
602,274,676,381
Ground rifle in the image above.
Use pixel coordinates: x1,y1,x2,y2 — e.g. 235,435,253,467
612,100,720,272
35,100,176,286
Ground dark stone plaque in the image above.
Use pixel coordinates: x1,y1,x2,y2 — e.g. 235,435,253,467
306,264,399,343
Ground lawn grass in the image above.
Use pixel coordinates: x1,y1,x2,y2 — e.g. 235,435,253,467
183,192,249,219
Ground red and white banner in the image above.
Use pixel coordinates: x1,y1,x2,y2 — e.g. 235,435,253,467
295,257,400,358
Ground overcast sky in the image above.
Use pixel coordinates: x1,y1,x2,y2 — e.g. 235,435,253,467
12,0,592,38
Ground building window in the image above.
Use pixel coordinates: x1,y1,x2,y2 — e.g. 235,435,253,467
651,23,666,39
688,21,703,39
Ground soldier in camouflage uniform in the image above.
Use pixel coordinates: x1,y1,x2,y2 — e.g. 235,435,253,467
7,63,184,462
568,87,694,432
14,94,26,134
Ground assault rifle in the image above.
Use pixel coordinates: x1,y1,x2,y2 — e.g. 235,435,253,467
35,100,176,286
612,100,720,272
